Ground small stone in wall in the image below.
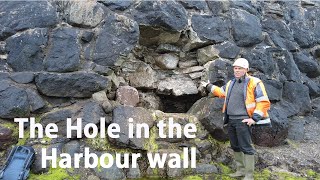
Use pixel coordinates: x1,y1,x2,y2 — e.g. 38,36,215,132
92,91,108,102
155,53,179,70
116,86,139,106
197,45,219,65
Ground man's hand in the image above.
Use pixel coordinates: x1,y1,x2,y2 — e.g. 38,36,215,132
242,118,256,127
200,80,210,87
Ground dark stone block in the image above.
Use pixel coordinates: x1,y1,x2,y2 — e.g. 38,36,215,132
293,52,320,78
6,28,48,71
10,72,34,84
93,13,139,66
0,81,30,119
35,72,108,97
191,15,230,43
44,28,81,72
0,1,57,40
231,8,263,47
134,1,188,31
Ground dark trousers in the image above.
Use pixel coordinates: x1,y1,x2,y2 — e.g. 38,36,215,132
228,118,255,155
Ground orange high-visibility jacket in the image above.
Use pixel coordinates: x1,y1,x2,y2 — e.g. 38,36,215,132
209,74,271,124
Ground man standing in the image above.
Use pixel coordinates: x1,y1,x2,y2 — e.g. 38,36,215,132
202,58,271,180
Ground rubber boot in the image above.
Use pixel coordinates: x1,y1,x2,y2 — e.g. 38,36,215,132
229,152,245,177
243,154,255,180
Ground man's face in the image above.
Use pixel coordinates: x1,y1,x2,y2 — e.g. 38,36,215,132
233,66,247,78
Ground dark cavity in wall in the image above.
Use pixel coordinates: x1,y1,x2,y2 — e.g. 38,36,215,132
158,94,203,113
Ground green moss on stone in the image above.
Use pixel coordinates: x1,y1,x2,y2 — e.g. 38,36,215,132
254,169,272,180
29,167,78,180
85,132,134,153
143,126,158,152
182,175,203,180
16,130,30,146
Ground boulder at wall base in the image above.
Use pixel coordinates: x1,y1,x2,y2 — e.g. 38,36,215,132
40,100,106,138
252,106,288,147
282,81,311,115
188,97,228,142
0,125,16,150
0,81,30,119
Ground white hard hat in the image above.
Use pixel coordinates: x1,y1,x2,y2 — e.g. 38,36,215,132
233,58,249,69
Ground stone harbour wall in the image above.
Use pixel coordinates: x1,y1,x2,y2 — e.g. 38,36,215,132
0,0,320,179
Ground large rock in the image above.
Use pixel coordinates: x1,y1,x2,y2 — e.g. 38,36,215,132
44,27,81,72
268,31,299,52
41,101,106,138
191,15,230,43
157,75,198,96
116,86,139,106
290,21,317,48
213,41,240,59
263,80,283,101
231,8,263,47
292,52,320,78
61,1,104,28
262,18,299,51
262,17,292,40
271,49,301,82
282,82,311,115
35,72,108,97
92,13,139,66
25,88,46,112
6,28,48,71
0,81,30,119
252,105,288,147
188,97,228,142
287,116,305,141
302,75,320,98
207,59,233,85
133,1,188,31
242,48,275,77
111,106,154,150
0,1,57,40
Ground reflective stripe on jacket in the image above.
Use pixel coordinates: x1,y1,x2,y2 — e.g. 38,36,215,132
209,74,270,124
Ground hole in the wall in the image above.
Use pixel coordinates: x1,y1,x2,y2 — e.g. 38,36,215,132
158,93,203,113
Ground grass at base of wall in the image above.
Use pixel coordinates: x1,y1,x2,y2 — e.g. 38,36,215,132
29,167,80,180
